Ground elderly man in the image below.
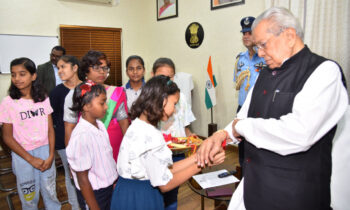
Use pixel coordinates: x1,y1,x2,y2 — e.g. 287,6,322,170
197,7,348,210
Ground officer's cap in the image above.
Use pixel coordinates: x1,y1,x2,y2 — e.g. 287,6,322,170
240,16,255,33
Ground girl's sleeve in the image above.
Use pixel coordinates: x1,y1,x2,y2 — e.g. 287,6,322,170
63,90,78,123
44,97,53,115
114,89,128,121
66,133,93,172
0,98,12,123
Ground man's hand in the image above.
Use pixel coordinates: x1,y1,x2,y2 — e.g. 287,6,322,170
196,131,226,167
209,149,226,166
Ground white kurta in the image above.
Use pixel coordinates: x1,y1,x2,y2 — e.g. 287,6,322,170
224,60,348,210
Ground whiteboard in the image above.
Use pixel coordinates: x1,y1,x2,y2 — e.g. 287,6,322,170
0,34,59,74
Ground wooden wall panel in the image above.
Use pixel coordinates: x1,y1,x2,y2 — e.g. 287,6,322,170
60,26,122,86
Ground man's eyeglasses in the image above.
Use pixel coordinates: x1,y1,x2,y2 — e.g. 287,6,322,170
255,35,273,51
90,65,110,73
255,28,285,51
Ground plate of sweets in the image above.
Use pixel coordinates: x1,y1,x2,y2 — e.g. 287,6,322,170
163,134,203,154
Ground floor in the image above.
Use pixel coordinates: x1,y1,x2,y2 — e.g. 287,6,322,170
0,146,239,210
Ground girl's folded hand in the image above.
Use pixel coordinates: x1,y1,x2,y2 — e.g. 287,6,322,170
30,157,45,170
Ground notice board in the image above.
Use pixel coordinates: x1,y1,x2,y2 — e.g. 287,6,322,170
0,34,58,74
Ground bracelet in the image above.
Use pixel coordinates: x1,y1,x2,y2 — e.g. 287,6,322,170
215,129,228,140
215,130,228,149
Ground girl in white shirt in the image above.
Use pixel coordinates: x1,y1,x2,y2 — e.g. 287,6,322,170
110,75,225,210
66,80,117,210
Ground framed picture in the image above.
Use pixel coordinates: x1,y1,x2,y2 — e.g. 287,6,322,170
211,0,245,10
157,0,178,21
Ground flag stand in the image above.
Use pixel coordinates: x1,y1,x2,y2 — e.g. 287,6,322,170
208,107,217,137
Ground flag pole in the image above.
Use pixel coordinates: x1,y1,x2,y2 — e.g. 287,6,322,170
208,107,217,137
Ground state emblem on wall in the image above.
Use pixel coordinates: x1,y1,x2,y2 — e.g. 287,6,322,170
185,22,204,48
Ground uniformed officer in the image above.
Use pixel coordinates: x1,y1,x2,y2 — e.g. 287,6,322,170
234,16,265,113
234,16,265,169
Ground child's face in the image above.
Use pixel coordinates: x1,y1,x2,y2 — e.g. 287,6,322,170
57,60,77,81
127,59,145,83
11,65,36,91
86,59,109,85
162,91,180,121
85,93,108,119
154,65,175,80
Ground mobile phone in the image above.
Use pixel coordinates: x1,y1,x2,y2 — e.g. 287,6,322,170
218,170,236,178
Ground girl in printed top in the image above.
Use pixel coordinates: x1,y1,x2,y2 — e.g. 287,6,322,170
66,80,117,210
49,55,81,209
152,57,196,210
0,57,61,209
110,75,225,210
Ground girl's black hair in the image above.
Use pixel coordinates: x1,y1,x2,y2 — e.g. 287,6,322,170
70,82,106,113
79,50,111,81
126,55,145,68
58,55,80,69
130,75,180,126
9,57,46,102
152,57,176,74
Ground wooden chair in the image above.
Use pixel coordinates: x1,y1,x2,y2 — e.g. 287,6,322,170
0,127,16,192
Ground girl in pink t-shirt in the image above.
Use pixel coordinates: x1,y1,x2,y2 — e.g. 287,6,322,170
0,57,61,209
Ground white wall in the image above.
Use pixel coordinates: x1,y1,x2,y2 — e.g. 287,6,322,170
142,0,265,136
0,0,266,136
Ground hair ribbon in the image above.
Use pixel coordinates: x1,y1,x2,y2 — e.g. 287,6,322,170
80,80,96,97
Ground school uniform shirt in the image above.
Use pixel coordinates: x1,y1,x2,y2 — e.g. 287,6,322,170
174,72,194,105
158,92,196,137
225,59,348,210
0,97,52,151
66,118,117,190
124,79,145,111
117,118,173,187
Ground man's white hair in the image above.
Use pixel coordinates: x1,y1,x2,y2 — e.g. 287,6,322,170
252,7,304,41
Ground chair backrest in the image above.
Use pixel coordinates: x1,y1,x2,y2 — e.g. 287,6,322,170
0,126,12,156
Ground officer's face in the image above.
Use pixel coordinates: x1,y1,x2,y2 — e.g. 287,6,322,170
253,20,292,69
242,31,254,48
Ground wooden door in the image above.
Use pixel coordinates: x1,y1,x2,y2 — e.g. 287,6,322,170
60,25,122,86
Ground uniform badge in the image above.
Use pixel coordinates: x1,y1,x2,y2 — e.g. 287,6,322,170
254,62,266,72
244,17,250,25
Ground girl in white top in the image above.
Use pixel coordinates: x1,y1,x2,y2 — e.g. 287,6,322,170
66,80,117,210
110,75,225,210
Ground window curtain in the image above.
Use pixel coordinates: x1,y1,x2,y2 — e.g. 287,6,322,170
264,0,350,97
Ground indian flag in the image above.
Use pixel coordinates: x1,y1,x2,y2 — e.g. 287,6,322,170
205,56,217,109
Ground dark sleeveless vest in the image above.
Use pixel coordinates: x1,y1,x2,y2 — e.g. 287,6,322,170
243,46,345,210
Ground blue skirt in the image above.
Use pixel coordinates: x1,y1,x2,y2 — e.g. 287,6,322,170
110,176,164,210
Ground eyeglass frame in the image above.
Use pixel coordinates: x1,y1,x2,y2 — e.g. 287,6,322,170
254,27,286,51
90,65,110,73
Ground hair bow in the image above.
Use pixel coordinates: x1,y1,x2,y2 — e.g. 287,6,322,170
80,80,96,97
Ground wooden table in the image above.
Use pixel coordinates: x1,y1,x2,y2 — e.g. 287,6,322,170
187,146,241,210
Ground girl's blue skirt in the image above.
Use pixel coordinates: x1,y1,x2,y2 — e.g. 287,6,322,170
110,176,164,210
